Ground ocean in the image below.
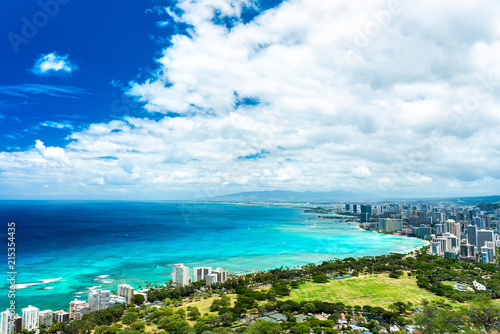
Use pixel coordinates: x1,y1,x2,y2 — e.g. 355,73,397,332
0,201,427,311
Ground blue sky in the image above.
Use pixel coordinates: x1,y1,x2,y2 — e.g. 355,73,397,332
0,0,176,151
1,0,500,199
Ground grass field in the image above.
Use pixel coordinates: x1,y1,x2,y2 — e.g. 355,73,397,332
440,280,458,287
285,273,453,308
180,293,238,325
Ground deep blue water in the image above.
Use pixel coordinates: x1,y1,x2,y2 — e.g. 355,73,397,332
0,201,426,311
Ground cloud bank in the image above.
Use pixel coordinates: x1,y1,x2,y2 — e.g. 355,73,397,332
2,0,500,199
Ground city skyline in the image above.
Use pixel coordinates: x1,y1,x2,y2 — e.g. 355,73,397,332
2,0,500,200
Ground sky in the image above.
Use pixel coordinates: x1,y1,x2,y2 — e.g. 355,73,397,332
1,0,500,200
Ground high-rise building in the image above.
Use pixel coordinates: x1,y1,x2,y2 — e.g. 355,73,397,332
172,263,190,287
0,312,20,334
378,219,403,233
418,226,432,238
432,237,452,254
345,204,350,212
481,251,489,263
0,311,13,334
39,310,53,326
193,267,212,282
360,204,372,214
452,222,461,240
205,273,218,286
117,284,135,304
477,230,494,249
460,244,476,258
467,225,478,247
69,299,89,320
22,306,39,331
434,223,443,234
486,241,496,257
212,267,229,283
482,246,495,264
88,289,110,311
430,242,441,255
352,205,358,214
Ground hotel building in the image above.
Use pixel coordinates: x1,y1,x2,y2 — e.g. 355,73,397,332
22,306,39,331
69,299,89,320
172,264,190,287
88,289,110,311
117,284,135,304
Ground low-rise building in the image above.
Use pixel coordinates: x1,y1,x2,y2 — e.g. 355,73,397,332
39,310,53,326
53,310,69,323
69,299,88,320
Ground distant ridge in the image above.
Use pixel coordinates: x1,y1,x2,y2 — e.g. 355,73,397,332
207,191,500,204
209,190,377,203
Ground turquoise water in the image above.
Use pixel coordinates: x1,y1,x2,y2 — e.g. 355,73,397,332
0,201,427,311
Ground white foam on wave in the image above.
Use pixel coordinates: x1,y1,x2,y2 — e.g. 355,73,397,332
96,275,109,278
14,277,62,289
14,282,41,289
88,285,102,291
100,279,113,284
44,287,54,290
41,277,62,284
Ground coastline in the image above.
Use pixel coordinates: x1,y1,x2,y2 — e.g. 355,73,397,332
3,201,428,311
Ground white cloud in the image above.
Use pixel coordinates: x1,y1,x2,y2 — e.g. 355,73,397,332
3,0,500,199
31,52,78,76
351,166,371,179
39,121,73,129
35,140,71,167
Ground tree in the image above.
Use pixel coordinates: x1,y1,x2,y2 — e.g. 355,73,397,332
244,320,282,334
290,324,309,334
414,305,465,334
121,312,139,325
49,322,68,333
301,302,316,314
210,299,221,312
312,272,329,283
467,298,500,332
129,321,145,331
67,320,94,334
175,308,186,320
220,295,231,308
221,313,233,326
188,307,201,320
133,294,145,305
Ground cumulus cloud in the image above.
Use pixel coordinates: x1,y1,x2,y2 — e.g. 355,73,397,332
31,52,78,76
35,140,71,167
2,0,500,199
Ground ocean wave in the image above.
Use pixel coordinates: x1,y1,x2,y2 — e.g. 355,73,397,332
14,277,62,289
44,287,54,289
41,277,62,284
95,275,109,278
14,282,41,289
